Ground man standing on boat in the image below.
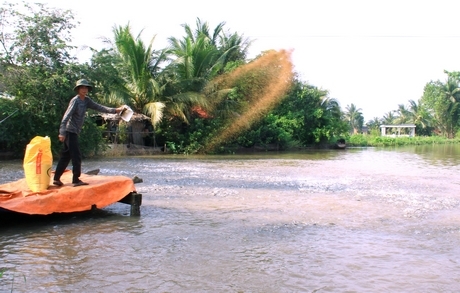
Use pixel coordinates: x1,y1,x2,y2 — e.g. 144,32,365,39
53,79,126,187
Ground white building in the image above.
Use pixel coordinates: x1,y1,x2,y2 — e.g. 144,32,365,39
380,124,416,137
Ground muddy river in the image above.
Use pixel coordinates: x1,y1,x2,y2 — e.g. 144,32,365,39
1,145,460,292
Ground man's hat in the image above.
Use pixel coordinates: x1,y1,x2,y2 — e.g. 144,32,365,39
73,79,93,92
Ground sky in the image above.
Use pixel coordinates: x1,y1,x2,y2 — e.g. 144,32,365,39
18,0,460,121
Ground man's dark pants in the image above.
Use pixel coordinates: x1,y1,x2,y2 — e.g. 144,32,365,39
54,132,82,183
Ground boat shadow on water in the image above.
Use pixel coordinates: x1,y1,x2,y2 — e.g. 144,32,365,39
0,206,132,230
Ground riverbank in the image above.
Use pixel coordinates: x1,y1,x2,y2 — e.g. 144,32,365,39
101,143,163,156
0,151,14,160
347,134,460,147
1,135,459,160
0,144,165,160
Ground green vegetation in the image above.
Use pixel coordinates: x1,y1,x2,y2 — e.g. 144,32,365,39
347,134,460,147
0,2,459,158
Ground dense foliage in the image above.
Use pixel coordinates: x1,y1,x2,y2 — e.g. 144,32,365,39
347,134,460,147
0,3,458,158
0,2,83,156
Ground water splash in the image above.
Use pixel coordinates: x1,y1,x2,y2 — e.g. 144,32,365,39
203,49,294,152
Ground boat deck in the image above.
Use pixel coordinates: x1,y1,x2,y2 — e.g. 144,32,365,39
0,170,140,216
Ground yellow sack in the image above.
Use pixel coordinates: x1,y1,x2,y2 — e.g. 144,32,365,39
23,136,53,192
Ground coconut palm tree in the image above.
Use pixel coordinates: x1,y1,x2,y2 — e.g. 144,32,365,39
406,99,432,135
112,23,166,124
168,18,226,83
366,117,382,132
441,76,460,138
382,111,396,124
114,24,187,127
394,104,411,124
217,29,252,68
344,103,364,134
164,18,250,123
162,33,216,123
318,96,348,140
321,96,345,128
380,111,398,135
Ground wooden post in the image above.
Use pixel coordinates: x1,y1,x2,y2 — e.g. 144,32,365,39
118,192,142,216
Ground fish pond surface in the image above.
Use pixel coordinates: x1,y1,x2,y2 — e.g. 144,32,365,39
1,145,460,292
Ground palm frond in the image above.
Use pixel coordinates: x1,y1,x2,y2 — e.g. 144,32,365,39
144,101,165,127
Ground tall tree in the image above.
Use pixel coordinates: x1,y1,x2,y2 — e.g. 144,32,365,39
0,2,85,155
112,23,167,126
164,18,250,123
312,95,348,143
217,28,252,71
167,18,226,85
394,104,410,124
406,99,433,135
344,103,364,134
0,2,78,109
382,111,396,124
421,73,460,138
366,117,382,134
266,78,347,146
441,76,460,138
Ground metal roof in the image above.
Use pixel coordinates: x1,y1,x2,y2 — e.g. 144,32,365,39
379,124,416,128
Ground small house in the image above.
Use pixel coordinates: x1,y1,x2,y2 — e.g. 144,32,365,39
94,113,153,146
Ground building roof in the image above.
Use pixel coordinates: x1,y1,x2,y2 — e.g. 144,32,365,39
380,124,415,128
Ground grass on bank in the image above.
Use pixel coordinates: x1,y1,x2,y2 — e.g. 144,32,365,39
74,133,460,158
347,134,460,147
100,135,460,156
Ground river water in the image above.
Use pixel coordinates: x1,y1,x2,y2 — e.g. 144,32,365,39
1,145,460,292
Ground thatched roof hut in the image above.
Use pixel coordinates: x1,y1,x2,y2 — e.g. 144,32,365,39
94,113,153,146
